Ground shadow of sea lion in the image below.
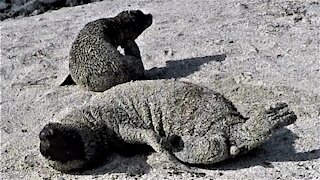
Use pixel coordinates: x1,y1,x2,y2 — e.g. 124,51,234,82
69,144,154,176
145,54,226,79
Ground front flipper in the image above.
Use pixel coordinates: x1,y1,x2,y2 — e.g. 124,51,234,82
118,125,169,153
118,125,179,166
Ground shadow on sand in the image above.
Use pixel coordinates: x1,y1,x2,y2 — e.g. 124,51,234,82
69,144,154,176
145,54,226,79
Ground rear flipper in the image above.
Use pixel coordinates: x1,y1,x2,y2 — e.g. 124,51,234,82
169,134,229,165
231,102,297,156
60,74,76,86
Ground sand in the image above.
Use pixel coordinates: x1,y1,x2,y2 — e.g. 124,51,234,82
1,0,319,179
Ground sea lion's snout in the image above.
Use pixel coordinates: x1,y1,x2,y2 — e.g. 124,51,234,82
39,123,86,162
39,125,57,160
146,14,153,26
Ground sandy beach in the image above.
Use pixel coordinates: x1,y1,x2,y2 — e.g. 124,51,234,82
1,0,319,179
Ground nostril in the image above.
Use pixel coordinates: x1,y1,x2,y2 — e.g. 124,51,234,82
39,128,54,140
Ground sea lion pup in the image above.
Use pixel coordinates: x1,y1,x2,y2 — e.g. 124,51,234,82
63,10,152,92
40,79,297,172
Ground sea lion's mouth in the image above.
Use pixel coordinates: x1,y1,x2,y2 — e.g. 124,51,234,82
40,140,50,158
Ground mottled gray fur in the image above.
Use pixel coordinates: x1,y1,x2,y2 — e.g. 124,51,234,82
40,79,297,172
68,10,152,92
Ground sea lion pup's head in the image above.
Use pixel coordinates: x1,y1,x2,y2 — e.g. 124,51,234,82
115,10,153,42
39,122,104,172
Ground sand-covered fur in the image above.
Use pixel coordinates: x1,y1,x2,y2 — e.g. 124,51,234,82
68,10,152,91
39,80,297,172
